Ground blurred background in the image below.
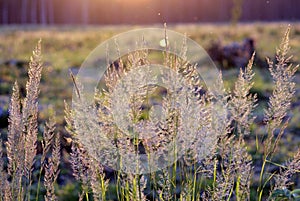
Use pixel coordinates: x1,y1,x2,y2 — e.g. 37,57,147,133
0,0,299,25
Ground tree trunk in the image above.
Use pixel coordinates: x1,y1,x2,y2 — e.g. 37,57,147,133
31,0,38,23
21,0,28,23
40,0,47,24
2,0,9,24
82,0,89,25
48,0,54,24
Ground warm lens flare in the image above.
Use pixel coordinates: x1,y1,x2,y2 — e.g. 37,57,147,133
115,0,151,5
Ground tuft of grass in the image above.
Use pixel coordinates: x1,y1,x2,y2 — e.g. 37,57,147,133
0,40,61,201
64,26,298,201
0,25,299,201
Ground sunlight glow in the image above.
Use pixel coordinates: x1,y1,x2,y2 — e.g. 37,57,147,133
115,0,151,5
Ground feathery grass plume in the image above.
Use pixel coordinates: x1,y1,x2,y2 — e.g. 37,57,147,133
2,40,46,201
64,26,300,201
88,159,109,201
180,68,219,201
230,53,257,137
232,139,252,201
104,58,125,93
162,35,223,200
64,100,78,140
70,143,91,199
0,39,53,201
0,133,7,200
202,72,231,201
156,170,173,201
68,130,108,201
270,148,300,198
258,26,299,200
51,132,61,178
6,82,22,173
205,56,256,200
182,108,209,164
68,123,109,201
44,131,61,201
5,81,25,200
67,74,111,201
229,54,256,200
41,120,56,165
264,26,298,158
208,137,252,201
208,136,235,201
35,117,56,200
44,158,58,201
22,39,43,200
209,72,232,143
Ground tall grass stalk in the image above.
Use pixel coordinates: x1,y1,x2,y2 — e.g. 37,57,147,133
258,26,299,201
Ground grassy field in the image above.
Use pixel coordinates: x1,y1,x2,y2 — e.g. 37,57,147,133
1,22,299,129
0,23,299,200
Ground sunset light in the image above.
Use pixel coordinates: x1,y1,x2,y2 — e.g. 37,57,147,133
0,0,299,200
